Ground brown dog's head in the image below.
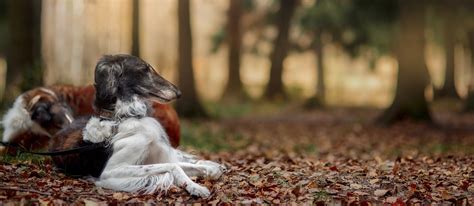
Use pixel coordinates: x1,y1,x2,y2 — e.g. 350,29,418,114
23,88,75,135
93,54,181,116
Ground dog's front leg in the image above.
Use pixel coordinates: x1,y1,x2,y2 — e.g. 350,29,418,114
178,162,225,180
174,150,227,177
83,117,116,143
100,164,211,197
102,162,222,183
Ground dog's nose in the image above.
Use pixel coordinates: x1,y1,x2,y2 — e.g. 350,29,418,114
175,90,182,98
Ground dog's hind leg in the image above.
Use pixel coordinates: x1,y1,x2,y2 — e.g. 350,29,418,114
99,163,211,197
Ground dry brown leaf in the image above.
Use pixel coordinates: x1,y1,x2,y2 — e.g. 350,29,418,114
83,199,108,206
441,190,453,200
350,183,362,190
373,189,388,197
385,196,398,203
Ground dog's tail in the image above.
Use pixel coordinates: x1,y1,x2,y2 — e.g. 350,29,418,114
95,173,174,194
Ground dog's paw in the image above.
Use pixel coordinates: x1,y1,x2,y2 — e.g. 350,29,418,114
83,117,116,143
197,160,226,170
197,161,227,180
186,183,210,198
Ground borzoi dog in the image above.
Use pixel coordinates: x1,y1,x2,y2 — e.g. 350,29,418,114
51,54,225,197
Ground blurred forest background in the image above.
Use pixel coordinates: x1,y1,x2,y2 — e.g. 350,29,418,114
1,0,474,203
0,0,474,129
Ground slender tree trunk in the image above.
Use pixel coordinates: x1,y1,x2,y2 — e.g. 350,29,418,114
435,5,460,100
263,0,297,100
3,0,42,104
377,0,431,124
223,0,247,100
305,33,325,108
464,31,474,111
315,36,325,102
176,0,207,118
131,0,140,57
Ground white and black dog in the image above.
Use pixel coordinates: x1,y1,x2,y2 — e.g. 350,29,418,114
51,55,225,197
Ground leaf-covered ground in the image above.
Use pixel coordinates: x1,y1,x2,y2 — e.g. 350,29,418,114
1,108,473,205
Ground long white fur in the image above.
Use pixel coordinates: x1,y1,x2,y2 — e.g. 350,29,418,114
114,96,148,119
2,95,33,142
2,95,51,143
84,96,225,197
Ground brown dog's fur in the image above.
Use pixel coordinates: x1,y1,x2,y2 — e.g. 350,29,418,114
4,88,69,154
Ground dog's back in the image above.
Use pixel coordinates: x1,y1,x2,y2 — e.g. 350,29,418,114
50,117,112,177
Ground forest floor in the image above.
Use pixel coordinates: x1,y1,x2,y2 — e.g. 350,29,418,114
1,106,473,205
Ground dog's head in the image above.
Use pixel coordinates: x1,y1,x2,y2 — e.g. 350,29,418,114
23,88,75,135
94,54,181,115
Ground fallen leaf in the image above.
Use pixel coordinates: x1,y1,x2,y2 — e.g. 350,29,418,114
374,189,388,197
385,196,398,203
350,183,362,190
83,199,107,206
369,179,380,184
368,170,377,177
112,192,129,200
441,190,453,200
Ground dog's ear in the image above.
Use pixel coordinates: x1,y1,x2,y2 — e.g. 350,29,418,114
94,56,123,110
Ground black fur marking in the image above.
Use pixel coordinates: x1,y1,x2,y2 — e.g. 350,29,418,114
51,117,113,178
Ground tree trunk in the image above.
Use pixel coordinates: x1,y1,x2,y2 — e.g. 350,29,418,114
435,5,460,100
464,31,474,111
377,0,432,124
305,33,325,108
3,0,42,104
176,0,207,118
223,0,247,100
131,0,140,57
263,0,297,100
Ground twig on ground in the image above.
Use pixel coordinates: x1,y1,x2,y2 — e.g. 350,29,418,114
0,186,51,196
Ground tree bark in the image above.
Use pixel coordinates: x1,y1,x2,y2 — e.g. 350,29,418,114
176,0,207,118
315,35,325,103
305,33,325,108
377,0,432,124
435,5,460,100
3,0,42,103
263,0,297,100
223,0,247,100
464,31,474,111
131,0,140,57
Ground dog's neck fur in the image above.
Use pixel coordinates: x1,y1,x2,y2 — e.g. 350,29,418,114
114,96,148,119
83,96,150,143
97,96,149,120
